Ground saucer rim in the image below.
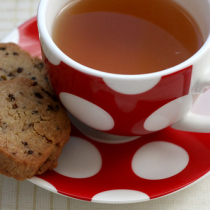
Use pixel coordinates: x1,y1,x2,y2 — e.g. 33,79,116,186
2,16,210,204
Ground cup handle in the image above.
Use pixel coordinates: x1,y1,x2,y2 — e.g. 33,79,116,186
194,69,210,93
172,70,210,132
172,112,210,132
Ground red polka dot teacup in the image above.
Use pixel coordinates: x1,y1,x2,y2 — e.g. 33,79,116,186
38,0,210,136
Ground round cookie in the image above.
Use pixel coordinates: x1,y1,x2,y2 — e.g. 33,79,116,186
0,77,70,180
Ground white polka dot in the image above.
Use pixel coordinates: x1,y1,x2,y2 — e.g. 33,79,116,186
103,77,160,95
143,95,191,132
60,93,114,131
1,28,19,44
54,137,102,178
92,190,150,203
132,141,189,180
29,177,57,193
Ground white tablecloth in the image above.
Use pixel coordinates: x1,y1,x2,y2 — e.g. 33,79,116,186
0,0,210,209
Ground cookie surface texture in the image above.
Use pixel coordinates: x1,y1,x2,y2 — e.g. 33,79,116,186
0,77,70,180
0,43,51,93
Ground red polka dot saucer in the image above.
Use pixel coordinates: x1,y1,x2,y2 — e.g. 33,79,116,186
3,17,210,204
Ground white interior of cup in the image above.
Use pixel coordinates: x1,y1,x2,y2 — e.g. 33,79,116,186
38,0,210,78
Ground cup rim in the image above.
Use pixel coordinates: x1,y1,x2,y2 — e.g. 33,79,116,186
37,0,210,79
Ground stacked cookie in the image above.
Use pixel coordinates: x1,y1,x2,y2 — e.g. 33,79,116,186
0,43,71,180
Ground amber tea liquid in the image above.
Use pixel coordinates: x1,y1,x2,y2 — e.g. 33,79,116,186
52,0,203,74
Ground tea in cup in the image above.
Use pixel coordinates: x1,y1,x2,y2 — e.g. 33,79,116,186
38,0,210,136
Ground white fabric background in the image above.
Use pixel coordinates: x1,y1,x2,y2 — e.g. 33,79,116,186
0,0,210,209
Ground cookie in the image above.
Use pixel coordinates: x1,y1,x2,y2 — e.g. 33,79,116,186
0,43,51,93
0,77,70,180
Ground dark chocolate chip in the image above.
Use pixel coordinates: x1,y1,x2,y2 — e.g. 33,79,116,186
42,89,51,97
31,77,36,80
0,47,6,50
34,92,43,99
13,52,18,56
12,104,18,109
28,150,33,154
5,53,9,55
8,94,15,101
38,62,44,68
52,95,58,102
47,105,54,111
47,140,52,144
8,72,14,77
17,67,23,73
56,143,60,147
28,123,34,127
31,111,38,114
1,122,7,129
22,142,28,146
32,82,38,86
